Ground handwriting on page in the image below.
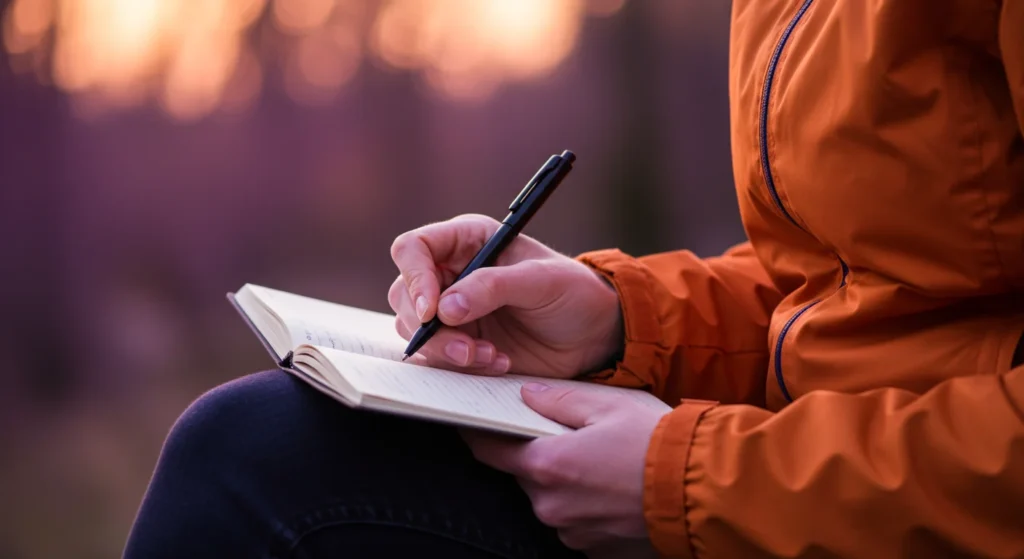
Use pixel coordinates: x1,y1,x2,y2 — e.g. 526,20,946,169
332,351,574,434
293,320,405,361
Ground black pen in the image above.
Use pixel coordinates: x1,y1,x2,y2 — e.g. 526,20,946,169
402,150,576,360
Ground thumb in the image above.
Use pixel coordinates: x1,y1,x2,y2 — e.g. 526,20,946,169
520,383,616,429
436,259,566,325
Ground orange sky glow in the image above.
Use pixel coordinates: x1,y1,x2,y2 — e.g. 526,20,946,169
2,0,626,120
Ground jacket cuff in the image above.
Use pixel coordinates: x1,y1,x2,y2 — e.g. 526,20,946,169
644,400,719,558
575,249,666,391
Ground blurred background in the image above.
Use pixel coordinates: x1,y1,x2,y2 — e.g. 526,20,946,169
0,0,740,557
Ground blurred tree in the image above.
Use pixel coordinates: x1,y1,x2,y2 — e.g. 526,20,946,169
0,0,75,410
606,0,672,256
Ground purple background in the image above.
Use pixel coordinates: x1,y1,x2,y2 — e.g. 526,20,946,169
0,2,739,556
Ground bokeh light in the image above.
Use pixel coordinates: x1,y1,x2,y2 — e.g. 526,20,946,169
1,0,626,120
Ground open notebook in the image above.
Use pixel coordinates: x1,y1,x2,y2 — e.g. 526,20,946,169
229,284,670,438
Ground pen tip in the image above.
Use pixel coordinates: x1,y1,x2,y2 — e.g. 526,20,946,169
402,354,410,362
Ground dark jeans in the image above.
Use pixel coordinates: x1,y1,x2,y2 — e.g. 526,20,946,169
123,369,583,559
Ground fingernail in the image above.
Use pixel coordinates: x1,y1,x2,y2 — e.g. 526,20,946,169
444,340,470,365
439,293,469,322
415,296,429,321
474,344,495,365
493,355,511,374
523,382,549,392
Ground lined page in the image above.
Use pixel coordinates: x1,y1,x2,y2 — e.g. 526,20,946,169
314,347,671,437
246,284,406,360
290,319,405,361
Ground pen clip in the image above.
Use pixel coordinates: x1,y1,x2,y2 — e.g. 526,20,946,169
509,155,559,212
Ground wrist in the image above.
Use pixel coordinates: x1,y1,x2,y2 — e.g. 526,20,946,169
597,274,626,367
574,248,665,387
581,272,625,375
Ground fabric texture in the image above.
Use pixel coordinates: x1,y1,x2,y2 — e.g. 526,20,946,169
577,1,1024,556
123,370,583,559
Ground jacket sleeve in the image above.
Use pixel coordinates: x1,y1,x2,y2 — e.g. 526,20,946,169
642,364,1024,558
1000,0,1024,135
576,241,783,407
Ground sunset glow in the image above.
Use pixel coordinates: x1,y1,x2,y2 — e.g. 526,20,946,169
1,0,625,120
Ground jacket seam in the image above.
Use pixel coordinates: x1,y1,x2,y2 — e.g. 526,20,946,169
961,45,1012,286
622,265,664,345
681,345,767,354
274,501,540,559
680,406,717,559
634,339,769,355
576,250,670,388
577,250,666,345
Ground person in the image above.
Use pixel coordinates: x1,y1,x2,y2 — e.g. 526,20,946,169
124,2,1024,558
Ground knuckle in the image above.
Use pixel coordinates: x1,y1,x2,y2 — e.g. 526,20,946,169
523,446,564,486
389,232,408,256
455,213,498,227
532,497,567,528
390,231,415,262
529,258,573,288
406,273,423,294
552,388,602,418
394,316,409,338
387,275,404,307
525,256,557,274
455,213,501,237
551,388,582,410
475,269,504,300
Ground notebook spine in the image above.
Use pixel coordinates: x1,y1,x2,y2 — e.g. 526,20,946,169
226,292,293,369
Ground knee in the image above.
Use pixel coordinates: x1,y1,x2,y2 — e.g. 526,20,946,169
159,369,316,468
128,371,327,556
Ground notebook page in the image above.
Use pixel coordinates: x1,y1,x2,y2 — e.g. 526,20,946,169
247,284,406,360
320,348,572,435
315,347,672,436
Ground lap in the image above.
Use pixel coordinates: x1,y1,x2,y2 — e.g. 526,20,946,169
125,369,581,559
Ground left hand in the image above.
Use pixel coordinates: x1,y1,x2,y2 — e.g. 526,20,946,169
461,382,671,558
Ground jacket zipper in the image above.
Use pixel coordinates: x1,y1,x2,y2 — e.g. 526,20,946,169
759,0,815,230
773,300,819,402
759,0,849,402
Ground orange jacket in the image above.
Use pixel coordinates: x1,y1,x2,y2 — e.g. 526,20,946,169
579,1,1024,557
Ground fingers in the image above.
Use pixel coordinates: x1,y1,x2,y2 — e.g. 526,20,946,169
389,275,424,334
390,276,510,374
391,257,567,332
435,259,569,326
460,429,535,478
462,431,577,489
394,319,510,374
520,384,622,429
390,234,442,323
391,214,553,323
390,214,503,322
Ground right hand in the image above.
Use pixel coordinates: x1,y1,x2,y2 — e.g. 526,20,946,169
388,214,623,378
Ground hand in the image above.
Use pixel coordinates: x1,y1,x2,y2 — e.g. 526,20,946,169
388,214,623,378
461,382,669,557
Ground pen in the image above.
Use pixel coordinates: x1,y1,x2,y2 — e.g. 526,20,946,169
402,149,576,361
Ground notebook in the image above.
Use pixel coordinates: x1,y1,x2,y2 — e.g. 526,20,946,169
228,284,670,438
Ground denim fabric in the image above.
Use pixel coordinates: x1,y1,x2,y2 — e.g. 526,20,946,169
123,369,582,559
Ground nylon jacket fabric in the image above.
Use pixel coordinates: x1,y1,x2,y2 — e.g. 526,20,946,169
578,1,1024,556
